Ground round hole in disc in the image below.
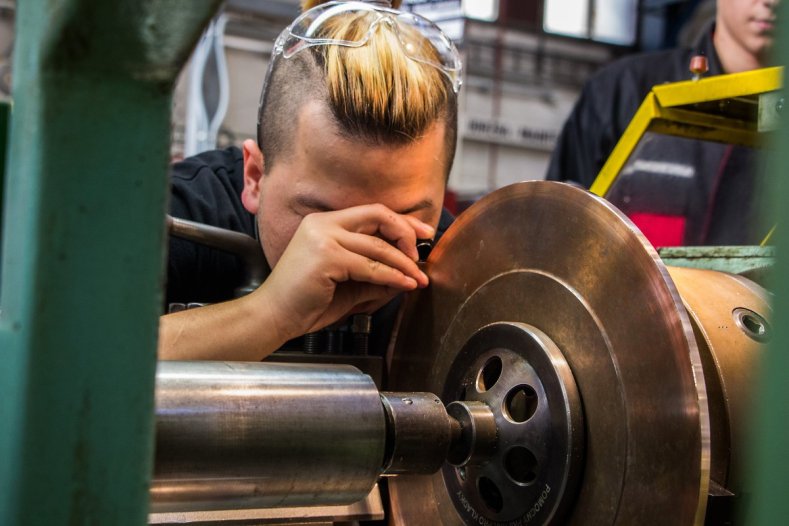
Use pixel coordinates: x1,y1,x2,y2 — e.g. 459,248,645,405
742,313,765,336
478,476,503,513
476,356,503,393
504,385,538,423
733,307,772,343
505,446,538,484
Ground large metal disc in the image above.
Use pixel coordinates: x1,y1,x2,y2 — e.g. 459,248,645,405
387,181,709,525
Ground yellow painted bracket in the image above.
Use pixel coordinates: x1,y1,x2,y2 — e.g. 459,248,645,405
590,66,784,197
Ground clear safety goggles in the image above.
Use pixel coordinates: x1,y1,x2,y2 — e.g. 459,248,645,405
273,1,462,92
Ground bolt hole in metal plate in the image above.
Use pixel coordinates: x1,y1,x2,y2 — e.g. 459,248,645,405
733,307,771,343
386,182,709,526
503,384,538,423
505,446,538,485
477,356,503,392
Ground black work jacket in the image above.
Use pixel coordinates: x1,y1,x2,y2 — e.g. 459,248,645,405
546,28,723,188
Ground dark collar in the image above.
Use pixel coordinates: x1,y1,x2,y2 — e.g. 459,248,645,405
693,23,724,76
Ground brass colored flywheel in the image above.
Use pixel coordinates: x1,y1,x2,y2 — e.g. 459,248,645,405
387,181,710,525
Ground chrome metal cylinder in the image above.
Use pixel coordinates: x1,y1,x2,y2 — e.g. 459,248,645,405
152,361,386,513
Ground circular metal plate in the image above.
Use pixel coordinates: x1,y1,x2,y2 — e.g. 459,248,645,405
442,322,583,524
387,182,709,525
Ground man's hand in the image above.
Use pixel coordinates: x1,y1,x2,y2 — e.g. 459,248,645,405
255,203,434,344
158,204,434,361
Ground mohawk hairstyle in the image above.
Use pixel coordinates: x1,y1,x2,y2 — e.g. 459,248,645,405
258,0,457,176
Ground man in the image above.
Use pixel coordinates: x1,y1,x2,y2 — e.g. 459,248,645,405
159,0,460,360
546,0,777,188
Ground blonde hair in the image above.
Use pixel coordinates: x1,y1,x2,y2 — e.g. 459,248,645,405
321,11,452,142
258,0,457,173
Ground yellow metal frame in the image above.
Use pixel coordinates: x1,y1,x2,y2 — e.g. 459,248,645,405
589,66,783,196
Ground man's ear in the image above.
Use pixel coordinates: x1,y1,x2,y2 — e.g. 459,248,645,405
241,139,265,214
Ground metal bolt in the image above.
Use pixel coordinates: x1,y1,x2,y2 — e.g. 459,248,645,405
325,329,339,354
351,314,372,355
689,55,708,81
303,332,322,354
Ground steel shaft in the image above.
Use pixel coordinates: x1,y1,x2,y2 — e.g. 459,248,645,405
152,361,490,514
152,361,386,512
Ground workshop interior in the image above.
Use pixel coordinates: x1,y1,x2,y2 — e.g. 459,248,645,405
1,0,788,525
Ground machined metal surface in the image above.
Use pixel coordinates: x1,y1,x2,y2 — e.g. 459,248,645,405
445,401,497,467
380,392,456,475
150,485,385,525
152,361,386,512
387,181,710,525
441,322,583,524
668,267,771,499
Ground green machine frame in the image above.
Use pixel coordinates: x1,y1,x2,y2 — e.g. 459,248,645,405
748,8,789,521
0,1,787,524
0,1,221,524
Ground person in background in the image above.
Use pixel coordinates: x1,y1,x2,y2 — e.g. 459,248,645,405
546,0,777,188
546,0,778,246
159,0,461,360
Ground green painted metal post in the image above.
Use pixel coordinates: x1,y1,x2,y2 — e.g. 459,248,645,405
0,1,221,524
0,99,8,271
748,4,789,523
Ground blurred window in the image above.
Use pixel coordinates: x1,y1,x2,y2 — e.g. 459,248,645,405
405,0,465,41
463,0,499,21
543,0,638,46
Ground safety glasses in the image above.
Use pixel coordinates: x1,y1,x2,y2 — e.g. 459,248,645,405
273,1,462,92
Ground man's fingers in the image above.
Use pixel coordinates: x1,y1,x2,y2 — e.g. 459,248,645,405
332,251,424,291
331,204,435,261
400,213,436,239
338,232,428,287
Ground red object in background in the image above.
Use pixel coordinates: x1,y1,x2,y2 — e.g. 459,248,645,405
689,55,709,77
628,212,686,247
444,189,458,216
